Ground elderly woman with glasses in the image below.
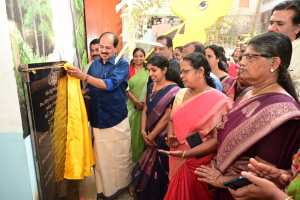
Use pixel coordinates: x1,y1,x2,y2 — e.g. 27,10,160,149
196,32,300,200
159,52,233,200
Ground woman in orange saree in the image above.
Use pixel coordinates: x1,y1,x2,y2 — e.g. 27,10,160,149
159,53,233,200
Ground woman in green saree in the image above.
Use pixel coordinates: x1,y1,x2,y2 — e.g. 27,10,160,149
127,48,149,166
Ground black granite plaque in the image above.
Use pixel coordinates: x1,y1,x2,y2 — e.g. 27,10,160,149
20,62,79,200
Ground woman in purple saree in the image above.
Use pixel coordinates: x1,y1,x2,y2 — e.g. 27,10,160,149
131,55,182,200
197,32,300,200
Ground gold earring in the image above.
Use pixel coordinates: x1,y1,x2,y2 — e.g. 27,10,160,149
200,75,202,78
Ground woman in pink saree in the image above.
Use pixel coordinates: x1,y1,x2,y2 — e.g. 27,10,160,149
159,53,234,200
197,32,300,200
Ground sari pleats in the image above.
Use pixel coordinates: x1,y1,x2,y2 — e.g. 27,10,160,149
164,154,215,200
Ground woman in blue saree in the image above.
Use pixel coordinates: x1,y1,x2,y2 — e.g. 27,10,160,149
131,54,183,200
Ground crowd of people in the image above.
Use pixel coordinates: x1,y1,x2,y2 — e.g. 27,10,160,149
66,1,300,200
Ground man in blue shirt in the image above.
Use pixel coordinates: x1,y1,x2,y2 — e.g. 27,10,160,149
68,32,132,199
182,42,223,91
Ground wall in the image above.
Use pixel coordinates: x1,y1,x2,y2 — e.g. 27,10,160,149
84,0,123,61
261,0,282,13
0,1,35,199
261,0,282,33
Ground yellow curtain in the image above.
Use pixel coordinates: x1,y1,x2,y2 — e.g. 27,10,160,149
63,63,95,179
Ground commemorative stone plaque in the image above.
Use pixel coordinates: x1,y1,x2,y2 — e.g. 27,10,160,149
19,62,79,200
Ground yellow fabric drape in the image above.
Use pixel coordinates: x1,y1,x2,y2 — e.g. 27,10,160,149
64,63,95,179
52,75,68,182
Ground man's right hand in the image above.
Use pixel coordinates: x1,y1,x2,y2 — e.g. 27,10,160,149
82,88,90,96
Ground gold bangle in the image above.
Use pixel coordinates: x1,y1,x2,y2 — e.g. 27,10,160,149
181,150,186,159
151,131,156,137
214,174,222,183
285,196,293,200
141,130,146,133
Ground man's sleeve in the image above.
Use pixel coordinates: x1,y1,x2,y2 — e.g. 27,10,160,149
85,62,94,90
103,59,129,92
289,53,300,100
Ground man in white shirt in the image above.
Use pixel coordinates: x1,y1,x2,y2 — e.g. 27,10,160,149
268,0,300,99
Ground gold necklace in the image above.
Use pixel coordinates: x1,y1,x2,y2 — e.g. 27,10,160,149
150,81,167,102
183,86,209,109
241,83,279,103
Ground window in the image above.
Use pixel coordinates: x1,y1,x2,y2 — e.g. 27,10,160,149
239,0,249,7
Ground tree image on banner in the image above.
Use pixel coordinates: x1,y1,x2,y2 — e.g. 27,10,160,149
6,0,56,138
69,0,87,70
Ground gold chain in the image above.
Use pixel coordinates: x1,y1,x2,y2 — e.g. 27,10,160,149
241,83,279,103
149,81,167,102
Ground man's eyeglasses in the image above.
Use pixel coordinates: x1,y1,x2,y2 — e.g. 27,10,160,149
242,53,272,62
180,68,196,75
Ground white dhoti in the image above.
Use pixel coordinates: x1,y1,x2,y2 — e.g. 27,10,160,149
93,117,132,199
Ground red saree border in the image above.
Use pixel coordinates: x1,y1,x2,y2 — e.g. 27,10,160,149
217,102,300,173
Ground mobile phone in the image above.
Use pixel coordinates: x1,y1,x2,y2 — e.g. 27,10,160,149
186,132,204,159
223,176,252,190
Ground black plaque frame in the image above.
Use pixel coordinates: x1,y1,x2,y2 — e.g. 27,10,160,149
19,61,79,200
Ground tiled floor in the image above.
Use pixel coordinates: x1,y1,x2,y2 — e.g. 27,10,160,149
78,168,133,200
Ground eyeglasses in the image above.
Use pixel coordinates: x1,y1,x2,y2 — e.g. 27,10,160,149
242,53,272,62
180,68,196,75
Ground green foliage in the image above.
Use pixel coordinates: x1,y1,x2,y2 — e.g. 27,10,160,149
37,0,55,46
10,23,47,64
72,0,87,66
21,0,55,54
205,3,250,46
81,50,87,68
9,23,46,102
131,0,167,37
21,0,39,30
78,16,86,56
